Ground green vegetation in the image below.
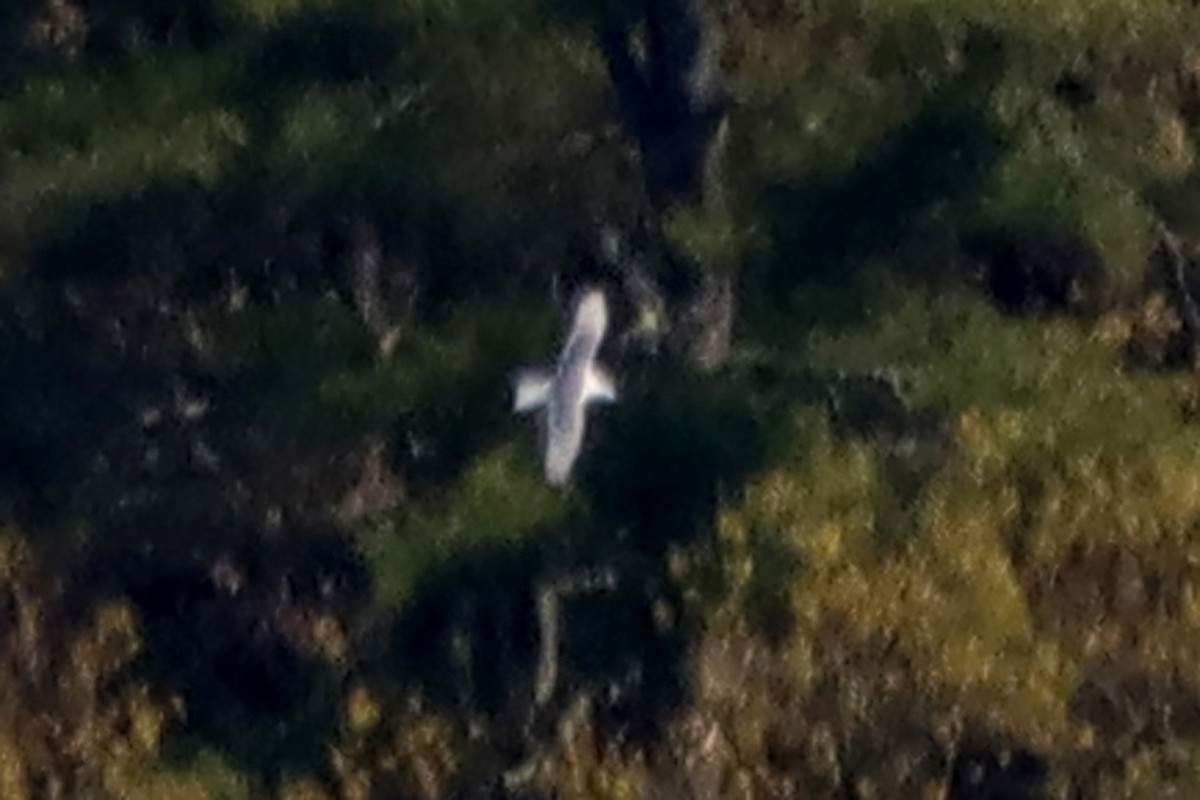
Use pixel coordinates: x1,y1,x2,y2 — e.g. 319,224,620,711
5,0,1200,797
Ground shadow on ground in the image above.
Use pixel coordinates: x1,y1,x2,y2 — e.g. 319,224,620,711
372,51,1018,790
742,39,1011,339
378,365,791,788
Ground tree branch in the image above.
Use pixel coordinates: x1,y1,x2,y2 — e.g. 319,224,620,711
533,566,618,708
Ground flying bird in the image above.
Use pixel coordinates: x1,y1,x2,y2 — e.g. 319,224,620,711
512,289,618,486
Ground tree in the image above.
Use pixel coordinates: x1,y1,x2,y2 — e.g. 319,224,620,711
589,0,735,370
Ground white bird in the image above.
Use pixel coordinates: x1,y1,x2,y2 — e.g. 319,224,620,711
512,289,618,486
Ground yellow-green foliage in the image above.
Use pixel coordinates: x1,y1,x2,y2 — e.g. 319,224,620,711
0,528,207,799
361,443,571,608
716,412,877,586
120,752,253,800
981,81,1166,285
531,713,645,800
807,291,1200,457
662,204,744,270
408,22,618,251
866,0,1200,50
716,416,1074,748
982,116,1156,285
209,294,551,446
9,0,1200,796
274,86,387,165
1091,744,1200,800
321,295,557,426
326,686,462,800
728,0,1200,290
0,56,245,220
809,290,1200,615
691,292,1200,794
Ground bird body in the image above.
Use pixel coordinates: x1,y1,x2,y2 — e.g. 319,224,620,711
513,290,617,485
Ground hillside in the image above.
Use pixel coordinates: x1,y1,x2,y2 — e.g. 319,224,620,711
3,1,1200,798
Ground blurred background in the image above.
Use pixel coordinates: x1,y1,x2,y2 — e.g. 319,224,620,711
3,0,1200,797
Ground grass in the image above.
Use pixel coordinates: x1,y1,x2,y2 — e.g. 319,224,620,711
360,443,572,609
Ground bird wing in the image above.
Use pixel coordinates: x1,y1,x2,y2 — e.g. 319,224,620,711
583,363,617,404
512,367,555,413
